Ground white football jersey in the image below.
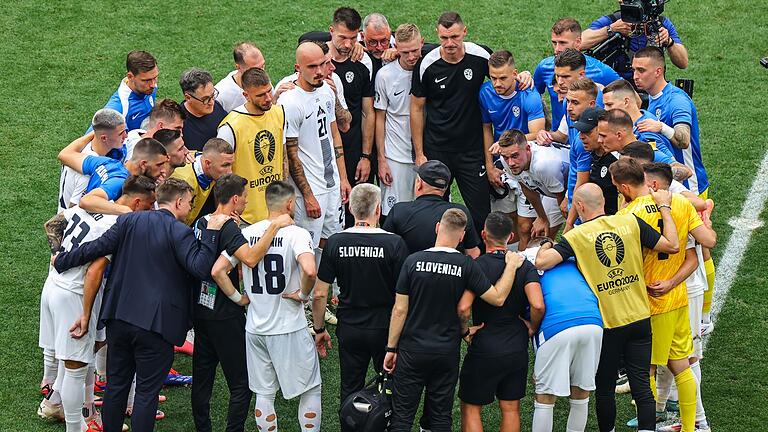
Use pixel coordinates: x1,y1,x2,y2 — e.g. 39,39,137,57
215,70,247,113
57,144,98,213
275,72,348,110
374,60,414,164
47,206,117,295
668,180,708,296
238,220,314,335
123,129,146,161
281,84,340,195
513,142,570,198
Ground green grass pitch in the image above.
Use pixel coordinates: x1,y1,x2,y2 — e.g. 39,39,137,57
1,1,766,430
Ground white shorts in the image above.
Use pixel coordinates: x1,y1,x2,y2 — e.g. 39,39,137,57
533,324,603,396
294,190,344,248
516,195,564,226
39,281,97,364
246,329,322,399
381,159,416,216
688,292,704,359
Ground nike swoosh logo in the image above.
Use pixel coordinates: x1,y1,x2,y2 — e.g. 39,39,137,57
435,77,448,83
131,112,141,120
305,113,313,119
394,90,405,96
488,110,497,113
478,170,486,177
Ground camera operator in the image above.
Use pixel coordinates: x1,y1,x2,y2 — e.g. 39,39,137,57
580,0,688,78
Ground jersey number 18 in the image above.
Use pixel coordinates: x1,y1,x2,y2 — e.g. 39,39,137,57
251,254,286,294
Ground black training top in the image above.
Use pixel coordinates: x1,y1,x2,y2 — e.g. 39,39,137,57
180,101,228,152
333,53,375,156
193,217,247,321
470,252,540,356
382,194,481,253
590,151,620,215
318,227,409,329
396,248,491,354
411,42,491,153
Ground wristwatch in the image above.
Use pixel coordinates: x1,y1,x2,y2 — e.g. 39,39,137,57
385,346,398,353
360,152,373,161
606,27,615,38
313,326,326,334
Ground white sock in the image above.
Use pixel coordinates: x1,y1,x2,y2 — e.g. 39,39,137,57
95,346,107,377
656,366,674,411
49,362,64,405
42,349,58,386
567,398,589,432
532,401,554,432
83,365,95,418
61,366,88,432
690,361,708,427
299,385,322,432
669,380,679,403
254,393,277,432
702,313,711,324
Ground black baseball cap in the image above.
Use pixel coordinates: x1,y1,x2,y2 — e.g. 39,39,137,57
298,31,331,45
417,160,451,189
573,107,607,133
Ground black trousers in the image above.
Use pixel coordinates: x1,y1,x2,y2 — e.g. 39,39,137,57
424,148,490,240
191,315,251,432
595,318,655,432
389,349,460,432
337,323,388,432
102,319,174,432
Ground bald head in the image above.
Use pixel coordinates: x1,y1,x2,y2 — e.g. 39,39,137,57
573,183,605,218
234,42,265,71
295,42,326,89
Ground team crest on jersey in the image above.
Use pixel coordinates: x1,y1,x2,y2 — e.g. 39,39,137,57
655,108,662,118
512,106,520,117
594,232,625,268
253,130,276,164
345,71,355,83
600,166,608,178
387,196,397,208
326,100,333,113
463,68,473,80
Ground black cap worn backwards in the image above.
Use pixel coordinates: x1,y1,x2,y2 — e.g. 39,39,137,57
417,160,451,189
573,107,607,133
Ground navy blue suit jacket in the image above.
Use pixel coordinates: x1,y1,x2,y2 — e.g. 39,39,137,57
54,209,219,346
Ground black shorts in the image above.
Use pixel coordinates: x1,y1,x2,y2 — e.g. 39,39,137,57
458,351,528,405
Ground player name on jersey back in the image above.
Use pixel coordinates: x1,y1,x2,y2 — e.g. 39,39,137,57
338,246,384,258
414,261,463,277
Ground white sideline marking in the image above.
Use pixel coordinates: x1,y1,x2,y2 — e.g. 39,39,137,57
703,151,768,351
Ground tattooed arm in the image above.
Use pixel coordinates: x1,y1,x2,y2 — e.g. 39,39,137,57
335,98,352,133
331,122,352,204
44,213,68,253
671,123,691,149
286,137,321,218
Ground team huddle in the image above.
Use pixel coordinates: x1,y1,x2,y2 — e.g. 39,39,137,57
38,5,719,432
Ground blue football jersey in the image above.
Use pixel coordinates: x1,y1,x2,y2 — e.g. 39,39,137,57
534,55,620,130
82,155,129,201
536,259,603,347
103,79,156,131
647,82,708,194
479,81,544,140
